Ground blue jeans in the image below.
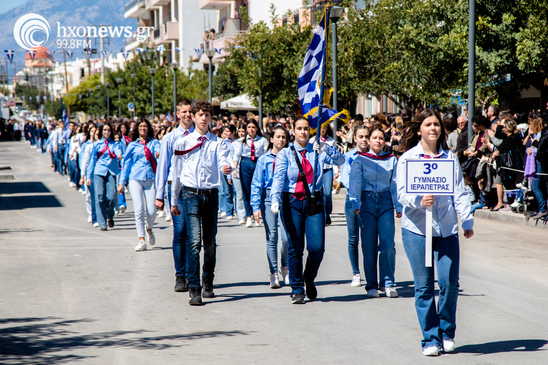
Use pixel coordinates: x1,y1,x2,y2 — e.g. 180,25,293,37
94,173,117,229
322,168,334,218
359,190,396,290
240,157,257,217
88,178,97,224
344,194,360,275
219,174,234,216
56,144,66,175
262,194,288,274
280,193,325,294
168,182,186,278
532,162,546,212
402,229,460,349
232,177,246,220
183,190,218,288
118,174,127,210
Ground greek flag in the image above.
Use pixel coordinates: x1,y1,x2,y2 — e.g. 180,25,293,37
297,16,327,129
62,106,67,123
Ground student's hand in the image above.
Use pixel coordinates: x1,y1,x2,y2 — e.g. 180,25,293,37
86,179,91,186
271,202,280,214
395,212,402,218
354,209,360,215
118,185,124,194
421,195,434,207
253,211,262,224
155,152,160,158
464,229,474,239
79,178,85,186
232,170,238,179
155,199,164,211
171,205,180,216
223,164,232,175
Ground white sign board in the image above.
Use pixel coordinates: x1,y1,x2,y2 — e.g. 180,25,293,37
405,158,455,268
128,102,135,112
405,159,455,196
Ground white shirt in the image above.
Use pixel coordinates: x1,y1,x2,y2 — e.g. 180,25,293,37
233,135,268,161
170,131,232,206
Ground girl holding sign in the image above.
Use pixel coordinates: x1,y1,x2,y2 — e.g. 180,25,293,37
349,128,402,298
397,109,474,356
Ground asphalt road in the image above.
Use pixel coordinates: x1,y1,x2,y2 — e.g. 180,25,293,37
1,140,547,364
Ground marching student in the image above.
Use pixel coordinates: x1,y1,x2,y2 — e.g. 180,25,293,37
397,109,474,356
80,123,98,226
251,126,290,288
349,128,402,298
340,125,369,287
171,100,232,306
231,124,248,224
233,120,268,228
155,99,194,292
312,124,336,225
86,122,123,231
119,119,160,252
270,118,344,304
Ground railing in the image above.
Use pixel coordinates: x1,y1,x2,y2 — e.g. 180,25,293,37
125,0,145,12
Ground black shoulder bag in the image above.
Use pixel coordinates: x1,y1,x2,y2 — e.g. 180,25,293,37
290,146,322,215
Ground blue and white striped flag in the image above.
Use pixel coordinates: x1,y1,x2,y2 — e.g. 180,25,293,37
62,106,67,123
297,15,327,129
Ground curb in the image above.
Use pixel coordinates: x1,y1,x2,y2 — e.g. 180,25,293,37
474,209,548,230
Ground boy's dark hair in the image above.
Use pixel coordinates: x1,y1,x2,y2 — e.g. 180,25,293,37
191,100,213,115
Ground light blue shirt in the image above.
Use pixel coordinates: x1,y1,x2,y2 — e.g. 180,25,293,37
120,138,161,185
397,142,474,237
86,139,123,179
250,151,276,212
340,148,359,189
155,125,194,200
79,141,91,173
270,142,345,205
233,135,268,161
170,131,233,206
349,150,401,212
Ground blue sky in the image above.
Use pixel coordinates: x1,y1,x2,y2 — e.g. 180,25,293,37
0,0,28,15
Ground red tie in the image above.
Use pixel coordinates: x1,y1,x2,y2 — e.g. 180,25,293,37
320,136,326,143
98,140,116,159
174,136,206,156
294,150,313,200
250,138,256,161
139,139,157,173
183,130,189,137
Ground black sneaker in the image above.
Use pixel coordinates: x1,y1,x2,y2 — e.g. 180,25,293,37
305,279,317,301
100,227,108,231
202,276,215,298
188,287,203,306
291,293,305,304
325,215,332,226
108,219,114,228
174,276,188,292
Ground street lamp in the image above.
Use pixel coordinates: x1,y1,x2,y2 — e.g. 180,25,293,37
96,85,101,118
204,49,216,103
330,5,344,143
105,82,110,118
250,52,263,131
130,73,136,120
170,63,178,124
89,88,94,118
148,67,157,120
116,78,124,119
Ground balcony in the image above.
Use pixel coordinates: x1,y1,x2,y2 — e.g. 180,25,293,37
162,21,178,41
124,0,147,18
199,19,243,64
146,0,160,10
199,0,233,10
149,0,170,6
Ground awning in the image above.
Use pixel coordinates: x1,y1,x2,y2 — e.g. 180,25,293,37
220,94,258,111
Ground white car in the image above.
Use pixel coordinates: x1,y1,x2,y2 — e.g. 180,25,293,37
19,110,30,118
28,114,42,122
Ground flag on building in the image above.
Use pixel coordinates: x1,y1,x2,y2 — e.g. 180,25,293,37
28,50,36,61
5,50,15,64
66,50,73,60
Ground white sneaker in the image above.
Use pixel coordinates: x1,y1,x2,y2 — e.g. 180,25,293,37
119,205,126,214
385,287,399,298
269,274,280,289
245,217,253,228
165,213,171,222
238,219,246,225
93,223,99,228
220,211,227,218
367,288,379,298
87,215,92,223
510,201,520,208
422,346,440,356
280,267,290,285
351,274,361,287
158,210,165,218
226,215,234,220
135,240,147,252
146,230,155,245
443,338,455,352
69,182,76,188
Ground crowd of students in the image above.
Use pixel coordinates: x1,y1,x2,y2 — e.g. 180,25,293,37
6,100,548,357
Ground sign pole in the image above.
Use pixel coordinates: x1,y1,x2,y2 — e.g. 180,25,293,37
425,205,433,267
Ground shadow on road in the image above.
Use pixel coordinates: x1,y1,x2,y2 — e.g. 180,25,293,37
0,195,63,210
0,316,249,364
0,182,51,194
454,339,548,354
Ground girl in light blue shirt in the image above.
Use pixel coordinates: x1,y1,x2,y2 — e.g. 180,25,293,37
397,109,474,357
